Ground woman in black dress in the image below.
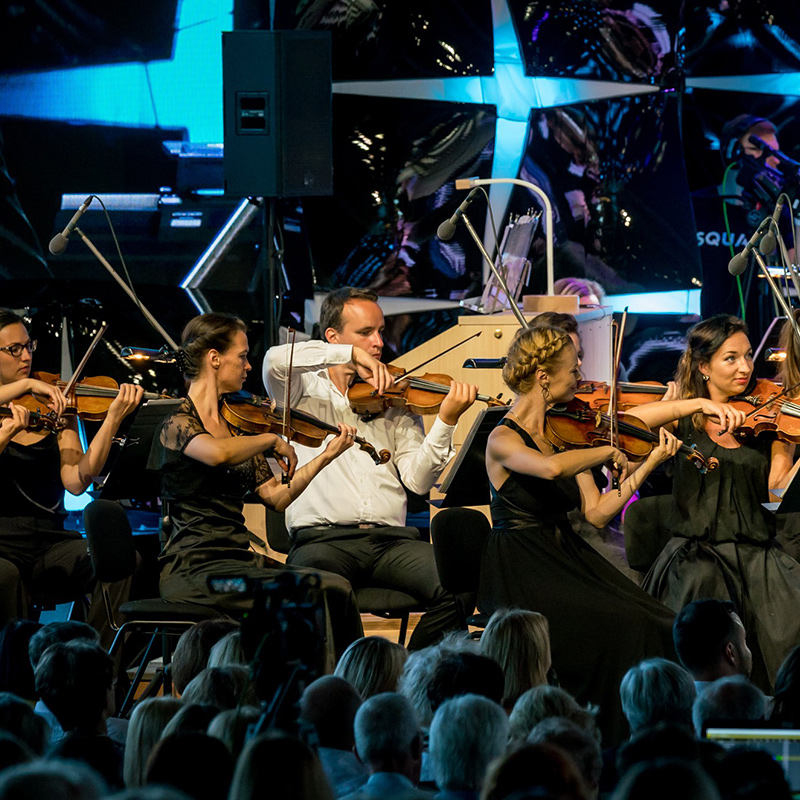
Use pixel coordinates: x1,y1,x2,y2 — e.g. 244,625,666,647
479,324,741,744
0,307,142,634
633,315,800,691
148,312,365,660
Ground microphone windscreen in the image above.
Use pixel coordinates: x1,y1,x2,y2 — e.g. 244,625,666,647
437,220,457,241
759,230,777,256
728,251,749,276
48,234,68,256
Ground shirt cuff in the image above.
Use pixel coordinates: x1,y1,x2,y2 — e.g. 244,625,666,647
427,414,457,449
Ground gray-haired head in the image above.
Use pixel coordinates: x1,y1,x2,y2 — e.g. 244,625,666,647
428,694,508,792
692,675,767,737
620,658,696,735
0,758,107,800
353,692,421,767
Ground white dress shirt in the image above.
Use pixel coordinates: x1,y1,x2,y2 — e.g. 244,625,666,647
264,341,456,533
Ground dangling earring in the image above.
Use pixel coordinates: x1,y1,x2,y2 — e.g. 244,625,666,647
542,383,550,399
702,374,709,382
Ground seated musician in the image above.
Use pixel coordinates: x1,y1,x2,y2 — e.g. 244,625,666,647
0,308,142,638
147,312,364,660
263,287,478,650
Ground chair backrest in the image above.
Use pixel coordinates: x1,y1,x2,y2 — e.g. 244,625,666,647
623,494,673,573
431,507,491,595
83,499,138,583
265,508,292,555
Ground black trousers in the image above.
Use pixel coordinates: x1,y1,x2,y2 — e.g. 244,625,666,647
0,518,132,649
287,525,464,650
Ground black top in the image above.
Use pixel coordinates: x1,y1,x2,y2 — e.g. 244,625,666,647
0,432,65,525
148,397,273,568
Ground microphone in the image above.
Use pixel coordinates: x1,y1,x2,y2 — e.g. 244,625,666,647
437,188,480,241
48,195,93,255
759,197,784,255
728,217,772,276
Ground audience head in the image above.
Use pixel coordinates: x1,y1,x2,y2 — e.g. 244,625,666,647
673,599,752,681
298,675,362,750
770,644,800,725
0,758,107,800
105,788,193,800
709,747,792,800
206,706,261,760
333,636,407,700
180,665,255,709
171,620,240,695
616,723,707,781
0,732,31,773
0,692,49,755
124,697,184,788
619,658,696,735
528,717,602,800
206,632,246,669
397,636,478,728
353,693,422,780
34,640,114,734
161,704,220,739
427,652,505,714
428,694,508,794
49,731,124,790
692,675,766,738
509,685,600,746
0,621,42,702
228,732,334,800
28,621,98,670
553,277,605,307
145,731,233,800
480,742,589,800
481,608,551,708
611,758,720,800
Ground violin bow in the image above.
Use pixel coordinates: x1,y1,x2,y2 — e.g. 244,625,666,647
281,328,296,486
391,332,483,381
609,308,628,495
60,322,110,407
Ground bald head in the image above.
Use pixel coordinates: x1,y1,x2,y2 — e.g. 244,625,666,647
300,675,362,750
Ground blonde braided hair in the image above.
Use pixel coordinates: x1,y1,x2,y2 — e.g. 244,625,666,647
502,326,572,395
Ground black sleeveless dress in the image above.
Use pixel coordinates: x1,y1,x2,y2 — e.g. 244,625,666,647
642,417,800,690
479,418,676,745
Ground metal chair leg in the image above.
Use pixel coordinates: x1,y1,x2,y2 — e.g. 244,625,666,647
397,613,409,647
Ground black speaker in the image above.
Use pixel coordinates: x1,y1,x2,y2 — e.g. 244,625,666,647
222,30,333,198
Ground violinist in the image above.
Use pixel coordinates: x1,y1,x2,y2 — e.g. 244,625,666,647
0,308,143,636
629,314,800,692
263,287,479,650
478,323,696,745
148,312,364,660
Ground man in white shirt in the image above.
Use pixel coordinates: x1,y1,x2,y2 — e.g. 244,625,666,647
264,287,477,649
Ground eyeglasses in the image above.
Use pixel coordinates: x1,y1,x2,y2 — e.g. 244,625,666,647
0,340,37,358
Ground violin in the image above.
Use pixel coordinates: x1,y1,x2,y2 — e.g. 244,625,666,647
728,378,800,443
545,398,719,473
220,391,391,466
347,364,509,418
0,405,66,434
574,380,668,410
17,371,160,424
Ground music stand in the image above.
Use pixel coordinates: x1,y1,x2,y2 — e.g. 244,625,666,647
99,398,183,501
435,406,508,508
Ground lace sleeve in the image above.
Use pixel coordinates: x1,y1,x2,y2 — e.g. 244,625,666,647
253,452,274,489
148,406,207,470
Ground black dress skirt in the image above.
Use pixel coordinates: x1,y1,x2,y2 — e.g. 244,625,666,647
148,397,363,660
642,417,800,691
478,418,676,746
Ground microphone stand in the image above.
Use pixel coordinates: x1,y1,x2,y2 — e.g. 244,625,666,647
73,226,179,350
752,248,800,345
456,177,555,295
460,212,530,330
